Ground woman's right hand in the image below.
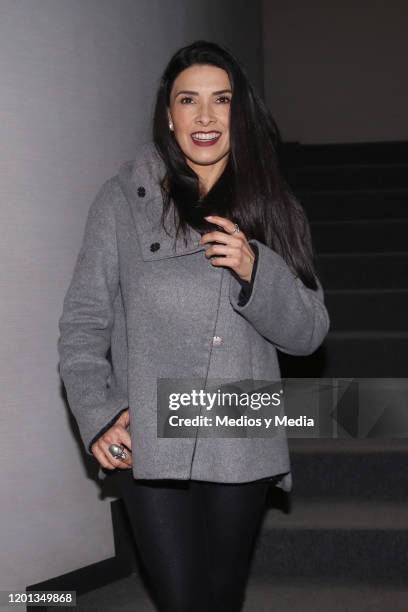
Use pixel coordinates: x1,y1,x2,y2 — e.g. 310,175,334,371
90,409,132,470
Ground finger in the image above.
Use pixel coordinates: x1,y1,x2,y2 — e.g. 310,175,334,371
102,441,133,469
205,246,249,275
92,444,117,470
115,425,132,451
204,215,241,235
94,438,130,470
106,421,132,451
210,255,241,269
97,427,133,469
116,408,130,430
204,244,241,259
201,230,243,246
108,453,133,470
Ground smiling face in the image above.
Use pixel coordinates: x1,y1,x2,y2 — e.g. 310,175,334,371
168,64,232,192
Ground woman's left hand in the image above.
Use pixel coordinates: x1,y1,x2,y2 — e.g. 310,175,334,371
199,215,255,283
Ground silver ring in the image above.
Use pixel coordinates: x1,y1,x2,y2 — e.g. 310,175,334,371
232,223,240,234
108,443,128,461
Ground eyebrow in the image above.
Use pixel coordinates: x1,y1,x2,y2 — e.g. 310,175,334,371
175,89,232,97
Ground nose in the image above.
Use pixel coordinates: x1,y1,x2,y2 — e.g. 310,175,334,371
195,100,216,126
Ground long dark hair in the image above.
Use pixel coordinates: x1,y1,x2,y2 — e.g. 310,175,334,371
152,40,318,290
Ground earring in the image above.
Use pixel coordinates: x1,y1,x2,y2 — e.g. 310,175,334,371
169,120,173,131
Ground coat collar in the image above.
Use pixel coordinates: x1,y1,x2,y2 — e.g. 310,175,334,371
117,141,207,261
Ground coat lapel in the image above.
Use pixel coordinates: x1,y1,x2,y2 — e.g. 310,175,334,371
118,143,207,262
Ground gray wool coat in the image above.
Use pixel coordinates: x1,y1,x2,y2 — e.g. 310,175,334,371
57,141,330,492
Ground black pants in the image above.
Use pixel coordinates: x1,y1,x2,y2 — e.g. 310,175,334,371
114,468,271,612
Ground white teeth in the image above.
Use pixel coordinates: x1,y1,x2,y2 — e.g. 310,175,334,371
191,132,220,141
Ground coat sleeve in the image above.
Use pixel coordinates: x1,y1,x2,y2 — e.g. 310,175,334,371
57,177,129,455
236,243,259,306
229,238,330,356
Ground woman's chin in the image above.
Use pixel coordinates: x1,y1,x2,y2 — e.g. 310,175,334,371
183,147,229,168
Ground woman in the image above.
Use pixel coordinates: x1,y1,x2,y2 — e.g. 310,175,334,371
58,40,330,611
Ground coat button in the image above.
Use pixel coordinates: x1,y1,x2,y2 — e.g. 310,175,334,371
150,242,160,252
212,335,224,347
137,186,146,197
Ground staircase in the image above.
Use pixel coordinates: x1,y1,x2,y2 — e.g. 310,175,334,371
247,142,408,609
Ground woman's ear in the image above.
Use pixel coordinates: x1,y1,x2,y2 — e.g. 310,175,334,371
167,109,174,130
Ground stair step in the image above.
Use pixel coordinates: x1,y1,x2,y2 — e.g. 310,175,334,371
284,163,408,190
265,500,408,529
315,253,408,289
323,333,408,376
325,289,408,330
299,189,408,221
288,443,408,501
278,334,408,377
244,579,408,612
310,219,408,253
327,330,408,338
280,140,408,165
289,438,408,452
252,500,408,583
73,567,408,612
